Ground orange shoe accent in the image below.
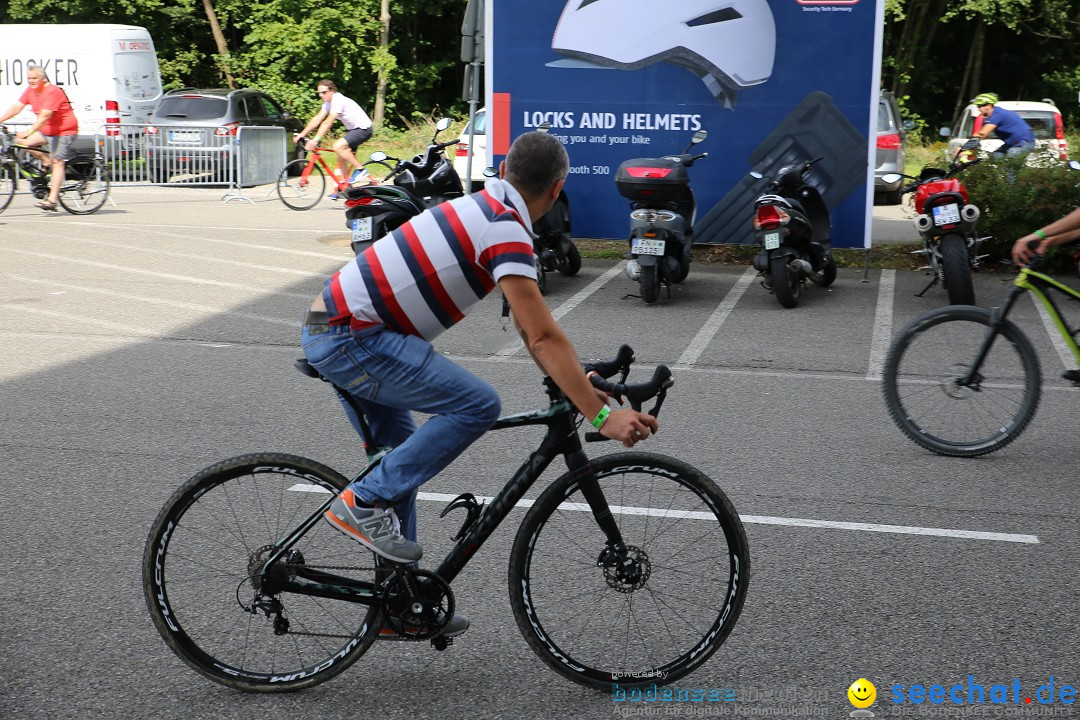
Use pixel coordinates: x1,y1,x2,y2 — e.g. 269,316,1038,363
323,507,373,544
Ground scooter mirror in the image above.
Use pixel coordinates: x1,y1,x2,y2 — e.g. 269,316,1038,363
482,166,498,178
1069,160,1080,171
690,129,707,144
369,151,388,162
749,171,764,179
535,122,552,134
436,117,452,131
880,173,903,184
961,138,980,150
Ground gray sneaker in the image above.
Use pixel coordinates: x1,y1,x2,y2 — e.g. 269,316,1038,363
323,488,423,563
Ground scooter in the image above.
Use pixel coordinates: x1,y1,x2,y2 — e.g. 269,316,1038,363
750,156,836,308
615,129,707,303
881,138,985,306
343,117,463,254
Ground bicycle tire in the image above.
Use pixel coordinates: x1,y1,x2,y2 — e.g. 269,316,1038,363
142,453,383,692
508,452,750,689
0,162,14,214
277,159,326,210
57,158,109,215
882,305,1041,457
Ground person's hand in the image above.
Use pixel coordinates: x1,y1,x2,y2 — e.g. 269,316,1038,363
599,408,658,448
14,129,27,140
304,138,319,152
1012,234,1048,266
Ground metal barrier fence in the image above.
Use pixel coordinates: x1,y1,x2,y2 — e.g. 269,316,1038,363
92,123,286,202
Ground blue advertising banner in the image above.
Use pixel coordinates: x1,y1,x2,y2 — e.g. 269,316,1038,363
486,0,884,248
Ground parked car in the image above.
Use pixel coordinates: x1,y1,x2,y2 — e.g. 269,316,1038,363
454,107,487,191
143,88,303,182
946,99,1069,165
874,91,910,205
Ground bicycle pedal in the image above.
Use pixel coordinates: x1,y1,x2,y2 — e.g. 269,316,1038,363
431,636,452,651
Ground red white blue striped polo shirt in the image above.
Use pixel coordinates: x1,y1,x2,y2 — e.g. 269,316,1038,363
322,179,538,341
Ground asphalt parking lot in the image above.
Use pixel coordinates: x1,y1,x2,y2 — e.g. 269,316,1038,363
2,185,1078,719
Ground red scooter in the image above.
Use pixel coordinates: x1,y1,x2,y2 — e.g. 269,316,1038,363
882,138,986,305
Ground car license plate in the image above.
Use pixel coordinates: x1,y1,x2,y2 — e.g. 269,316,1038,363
632,238,665,256
168,130,200,142
763,231,781,250
352,217,373,243
933,203,961,226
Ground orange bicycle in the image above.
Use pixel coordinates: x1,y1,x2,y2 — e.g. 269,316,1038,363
276,137,387,210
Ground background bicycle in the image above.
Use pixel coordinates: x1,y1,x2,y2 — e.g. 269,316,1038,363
0,127,111,215
275,138,391,210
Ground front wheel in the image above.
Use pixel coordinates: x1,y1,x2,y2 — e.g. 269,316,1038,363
809,256,837,287
881,306,1041,457
939,234,975,305
508,452,750,689
555,240,581,276
277,159,325,210
770,256,800,308
57,158,110,215
0,162,14,214
142,453,383,692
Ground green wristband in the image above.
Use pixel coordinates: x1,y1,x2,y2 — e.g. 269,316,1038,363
1034,229,1048,241
591,405,611,430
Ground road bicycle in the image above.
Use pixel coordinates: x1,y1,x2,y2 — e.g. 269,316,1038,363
142,344,749,692
275,137,391,211
0,127,111,215
881,252,1078,457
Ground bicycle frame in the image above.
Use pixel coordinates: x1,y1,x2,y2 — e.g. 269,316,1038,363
959,266,1080,386
298,149,348,192
258,389,622,606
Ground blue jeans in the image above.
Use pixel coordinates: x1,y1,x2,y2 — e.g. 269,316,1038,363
992,140,1035,158
301,322,501,542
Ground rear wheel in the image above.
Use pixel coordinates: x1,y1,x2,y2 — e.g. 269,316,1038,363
142,453,383,692
771,256,800,308
810,256,837,287
940,234,975,305
508,452,750,689
277,159,325,210
640,263,660,303
57,158,110,215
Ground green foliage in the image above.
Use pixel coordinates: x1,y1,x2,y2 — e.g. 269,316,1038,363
962,157,1080,270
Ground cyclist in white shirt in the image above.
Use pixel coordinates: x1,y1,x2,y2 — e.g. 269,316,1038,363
295,79,374,192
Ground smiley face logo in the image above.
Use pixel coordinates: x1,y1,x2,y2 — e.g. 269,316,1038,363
848,678,876,709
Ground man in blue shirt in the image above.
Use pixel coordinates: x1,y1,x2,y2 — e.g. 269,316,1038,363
971,93,1035,156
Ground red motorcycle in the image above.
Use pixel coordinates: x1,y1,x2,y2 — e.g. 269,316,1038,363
883,138,986,305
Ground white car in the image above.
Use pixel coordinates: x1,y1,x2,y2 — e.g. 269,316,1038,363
946,99,1069,165
453,108,487,191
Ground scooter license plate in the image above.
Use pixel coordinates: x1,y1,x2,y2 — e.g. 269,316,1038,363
933,203,961,226
352,217,373,243
763,231,781,250
632,238,666,256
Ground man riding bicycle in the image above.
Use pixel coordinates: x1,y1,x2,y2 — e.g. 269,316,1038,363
295,79,373,197
301,131,657,637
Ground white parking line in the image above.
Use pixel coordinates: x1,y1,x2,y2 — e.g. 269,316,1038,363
289,485,1039,544
865,268,895,381
675,266,757,369
494,262,627,359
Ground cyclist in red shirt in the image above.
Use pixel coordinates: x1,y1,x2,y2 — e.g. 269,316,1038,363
0,65,79,211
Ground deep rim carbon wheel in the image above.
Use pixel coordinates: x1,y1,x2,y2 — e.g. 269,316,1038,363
57,158,109,214
142,453,383,692
882,306,1041,457
771,256,800,308
0,163,14,213
508,452,749,689
640,263,660,303
939,234,975,306
277,159,326,210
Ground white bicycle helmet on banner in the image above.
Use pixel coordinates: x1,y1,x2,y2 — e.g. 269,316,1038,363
549,0,776,109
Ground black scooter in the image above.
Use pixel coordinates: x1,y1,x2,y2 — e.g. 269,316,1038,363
750,156,836,308
615,129,707,304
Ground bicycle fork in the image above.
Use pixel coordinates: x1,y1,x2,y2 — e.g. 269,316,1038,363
960,284,1028,387
563,449,640,584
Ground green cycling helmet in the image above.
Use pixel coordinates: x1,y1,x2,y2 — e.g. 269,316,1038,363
971,92,998,107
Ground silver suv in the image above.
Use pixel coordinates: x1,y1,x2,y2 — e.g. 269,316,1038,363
874,91,909,205
144,88,303,182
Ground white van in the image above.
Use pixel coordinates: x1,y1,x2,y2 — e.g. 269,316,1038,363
0,24,163,152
